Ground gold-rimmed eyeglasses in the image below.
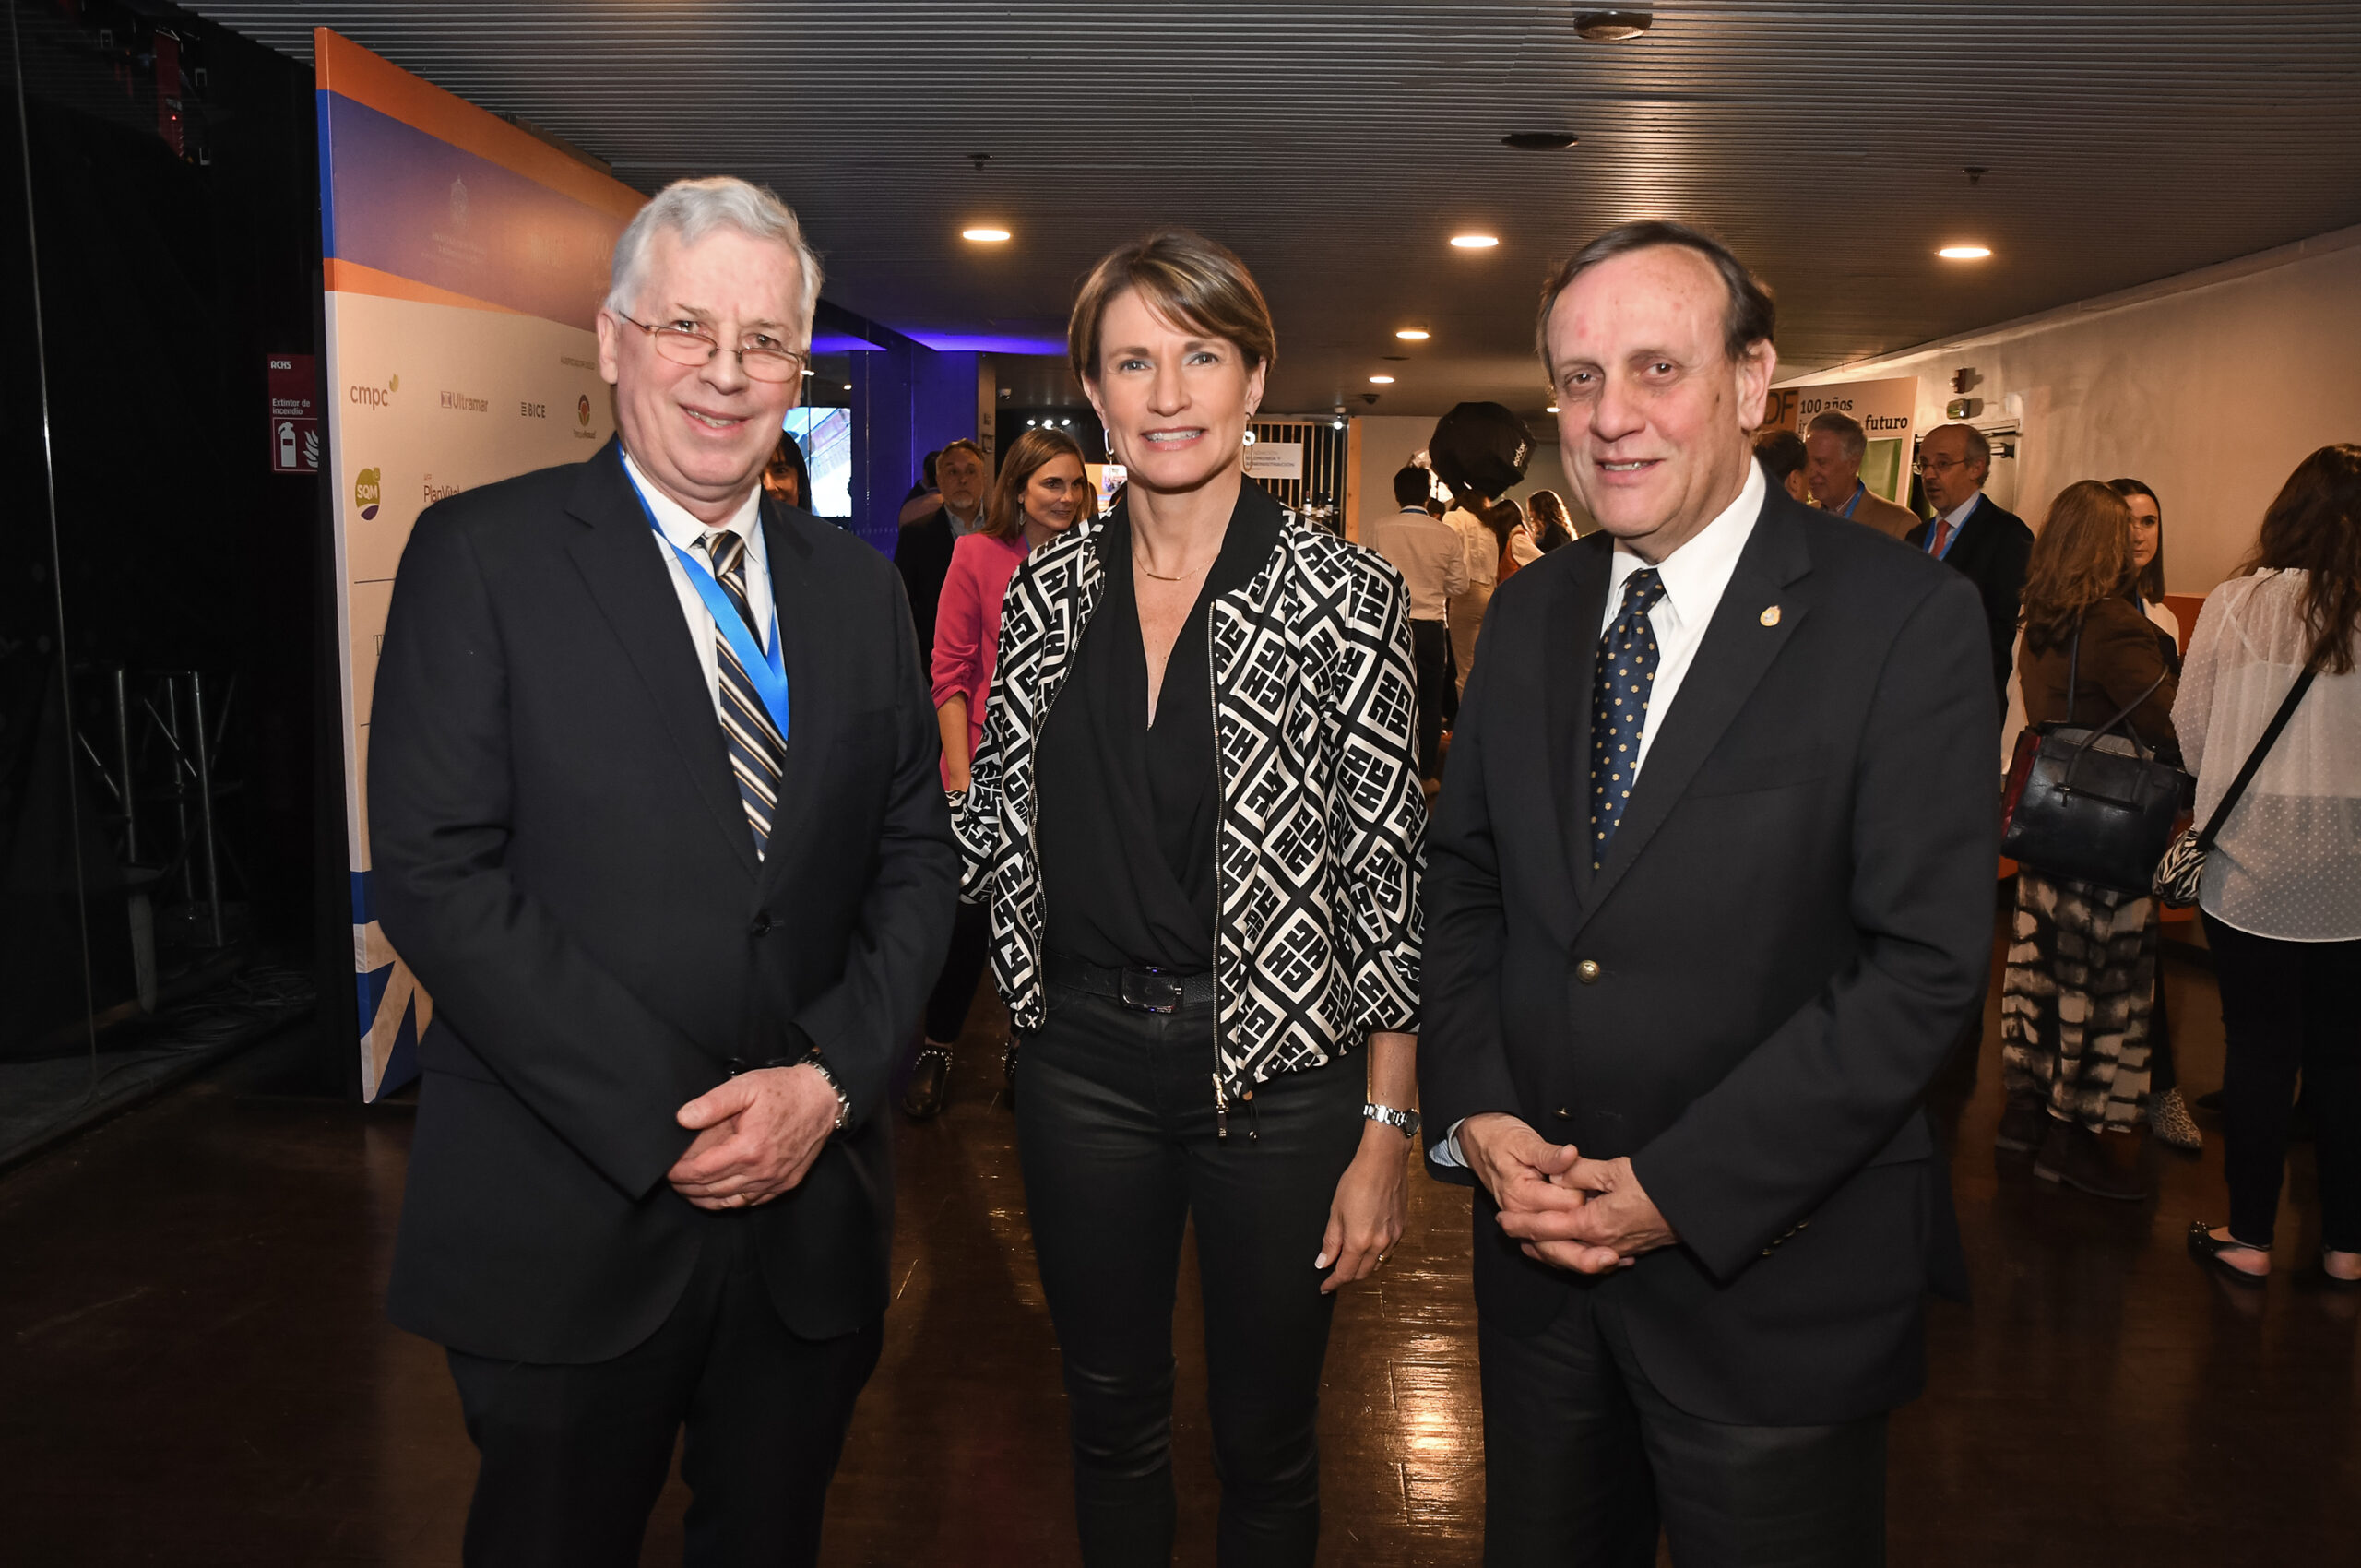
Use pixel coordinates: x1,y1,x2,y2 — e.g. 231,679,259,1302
613,310,808,385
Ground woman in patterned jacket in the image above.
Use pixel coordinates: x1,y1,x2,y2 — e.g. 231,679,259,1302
950,229,1426,1567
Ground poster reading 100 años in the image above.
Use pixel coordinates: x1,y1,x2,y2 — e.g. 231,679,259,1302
315,28,644,1098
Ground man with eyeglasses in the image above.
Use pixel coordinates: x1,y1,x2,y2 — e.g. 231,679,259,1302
368,175,957,1567
1906,422,2033,698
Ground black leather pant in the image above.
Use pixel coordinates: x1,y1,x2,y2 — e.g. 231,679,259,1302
1015,981,1365,1566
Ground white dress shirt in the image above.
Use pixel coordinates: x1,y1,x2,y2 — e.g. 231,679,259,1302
1433,459,1766,1167
1369,505,1470,622
622,451,776,725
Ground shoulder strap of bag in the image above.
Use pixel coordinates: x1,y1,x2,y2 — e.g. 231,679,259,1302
2191,661,2320,852
2065,616,2082,727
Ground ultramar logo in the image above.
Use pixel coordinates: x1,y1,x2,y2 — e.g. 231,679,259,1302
354,467,382,521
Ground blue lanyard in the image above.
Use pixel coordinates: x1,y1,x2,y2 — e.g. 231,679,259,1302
624,470,791,744
1834,484,1863,519
1925,506,1967,560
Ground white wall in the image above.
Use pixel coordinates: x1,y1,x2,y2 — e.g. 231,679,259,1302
1782,225,2361,596
1353,413,1591,535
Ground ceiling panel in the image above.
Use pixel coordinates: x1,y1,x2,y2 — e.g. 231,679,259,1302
190,2,2361,419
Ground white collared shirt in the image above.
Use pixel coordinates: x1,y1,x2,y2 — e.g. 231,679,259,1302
943,499,985,537
622,451,775,726
1597,457,1765,783
1432,459,1766,1168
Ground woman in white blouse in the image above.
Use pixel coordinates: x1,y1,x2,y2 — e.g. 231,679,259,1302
2175,445,2361,1289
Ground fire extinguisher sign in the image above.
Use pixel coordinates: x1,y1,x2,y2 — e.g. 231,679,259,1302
268,353,321,473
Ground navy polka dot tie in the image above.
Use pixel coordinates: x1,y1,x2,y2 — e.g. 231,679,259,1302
1589,567,1666,869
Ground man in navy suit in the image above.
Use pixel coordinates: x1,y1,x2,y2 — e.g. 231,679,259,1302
371,177,957,1567
1905,422,2034,699
1419,221,1993,1565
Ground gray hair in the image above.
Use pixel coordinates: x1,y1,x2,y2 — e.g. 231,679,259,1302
1929,421,1993,475
1536,219,1774,374
1805,410,1868,463
606,176,823,348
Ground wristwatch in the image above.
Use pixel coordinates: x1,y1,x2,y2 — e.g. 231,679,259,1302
1364,1101,1422,1140
725,1047,852,1134
801,1049,855,1134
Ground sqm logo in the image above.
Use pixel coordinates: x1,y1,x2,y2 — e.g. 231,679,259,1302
449,177,469,230
355,467,382,520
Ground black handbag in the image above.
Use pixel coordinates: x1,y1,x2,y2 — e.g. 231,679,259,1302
1999,616,2193,895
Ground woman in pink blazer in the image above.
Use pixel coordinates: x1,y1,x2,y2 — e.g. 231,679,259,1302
904,425,1093,1117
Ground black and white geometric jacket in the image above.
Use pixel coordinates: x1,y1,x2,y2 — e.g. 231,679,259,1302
949,484,1426,1107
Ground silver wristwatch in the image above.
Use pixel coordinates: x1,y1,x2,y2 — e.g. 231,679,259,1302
1364,1101,1422,1140
802,1051,854,1134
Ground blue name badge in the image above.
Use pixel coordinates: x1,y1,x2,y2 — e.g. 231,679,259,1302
625,472,791,743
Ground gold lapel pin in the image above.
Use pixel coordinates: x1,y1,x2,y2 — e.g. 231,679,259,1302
1760,604,1782,627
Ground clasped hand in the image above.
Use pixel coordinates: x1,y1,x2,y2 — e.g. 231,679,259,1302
666,1064,841,1211
1456,1113,1677,1274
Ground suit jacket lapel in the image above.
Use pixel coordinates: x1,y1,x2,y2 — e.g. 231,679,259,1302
1550,536,1614,911
1576,499,1813,928
753,502,825,899
562,441,759,878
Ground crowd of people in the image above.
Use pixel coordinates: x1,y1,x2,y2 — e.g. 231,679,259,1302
362,171,2359,1568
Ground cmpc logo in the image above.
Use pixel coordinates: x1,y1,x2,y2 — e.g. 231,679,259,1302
576,393,592,428
350,372,400,410
354,467,382,520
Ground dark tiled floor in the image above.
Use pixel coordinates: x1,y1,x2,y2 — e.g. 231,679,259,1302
3,918,2355,1565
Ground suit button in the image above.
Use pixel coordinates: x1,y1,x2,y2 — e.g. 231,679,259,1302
748,912,774,937
1552,1107,1572,1122
1575,959,1601,984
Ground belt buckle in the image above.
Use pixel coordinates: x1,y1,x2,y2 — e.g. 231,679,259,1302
1118,967,1183,1015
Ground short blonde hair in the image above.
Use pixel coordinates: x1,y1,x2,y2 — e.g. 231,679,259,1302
1069,230,1275,386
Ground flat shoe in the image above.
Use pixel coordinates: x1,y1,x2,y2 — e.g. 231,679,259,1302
2187,1221,2268,1289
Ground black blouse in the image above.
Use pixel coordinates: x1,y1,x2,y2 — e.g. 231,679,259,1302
1035,490,1281,972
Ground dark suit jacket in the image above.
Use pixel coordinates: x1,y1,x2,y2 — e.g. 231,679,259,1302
371,439,958,1365
1905,493,2033,696
894,504,956,666
1419,485,1996,1427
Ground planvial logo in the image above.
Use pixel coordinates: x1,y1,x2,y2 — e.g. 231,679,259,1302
350,371,399,410
354,467,382,520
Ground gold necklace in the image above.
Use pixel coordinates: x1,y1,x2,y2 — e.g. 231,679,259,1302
1133,548,1211,583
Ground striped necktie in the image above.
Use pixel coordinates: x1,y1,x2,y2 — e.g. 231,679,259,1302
699,529,784,859
1589,567,1667,869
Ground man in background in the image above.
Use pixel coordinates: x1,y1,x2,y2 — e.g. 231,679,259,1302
1906,422,2033,699
1368,463,1467,782
1752,428,1809,504
1804,410,1918,540
894,438,989,664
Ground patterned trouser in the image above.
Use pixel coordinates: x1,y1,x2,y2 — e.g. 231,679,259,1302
2000,869,2157,1133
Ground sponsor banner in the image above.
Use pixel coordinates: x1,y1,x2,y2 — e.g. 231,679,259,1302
317,28,640,1099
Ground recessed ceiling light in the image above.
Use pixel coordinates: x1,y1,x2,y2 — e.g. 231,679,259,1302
1573,12,1653,42
1501,132,1579,151
1938,244,1992,260
1450,233,1499,249
961,227,1012,243
1546,404,1560,413
1395,328,1431,340
1369,375,1396,385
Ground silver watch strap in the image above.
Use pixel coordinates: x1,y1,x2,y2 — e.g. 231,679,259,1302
1363,1101,1415,1135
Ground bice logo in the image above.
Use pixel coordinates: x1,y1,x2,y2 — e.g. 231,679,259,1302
355,467,383,520
576,393,591,427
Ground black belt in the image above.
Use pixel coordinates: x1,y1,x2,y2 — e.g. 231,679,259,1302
1045,951,1216,1015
